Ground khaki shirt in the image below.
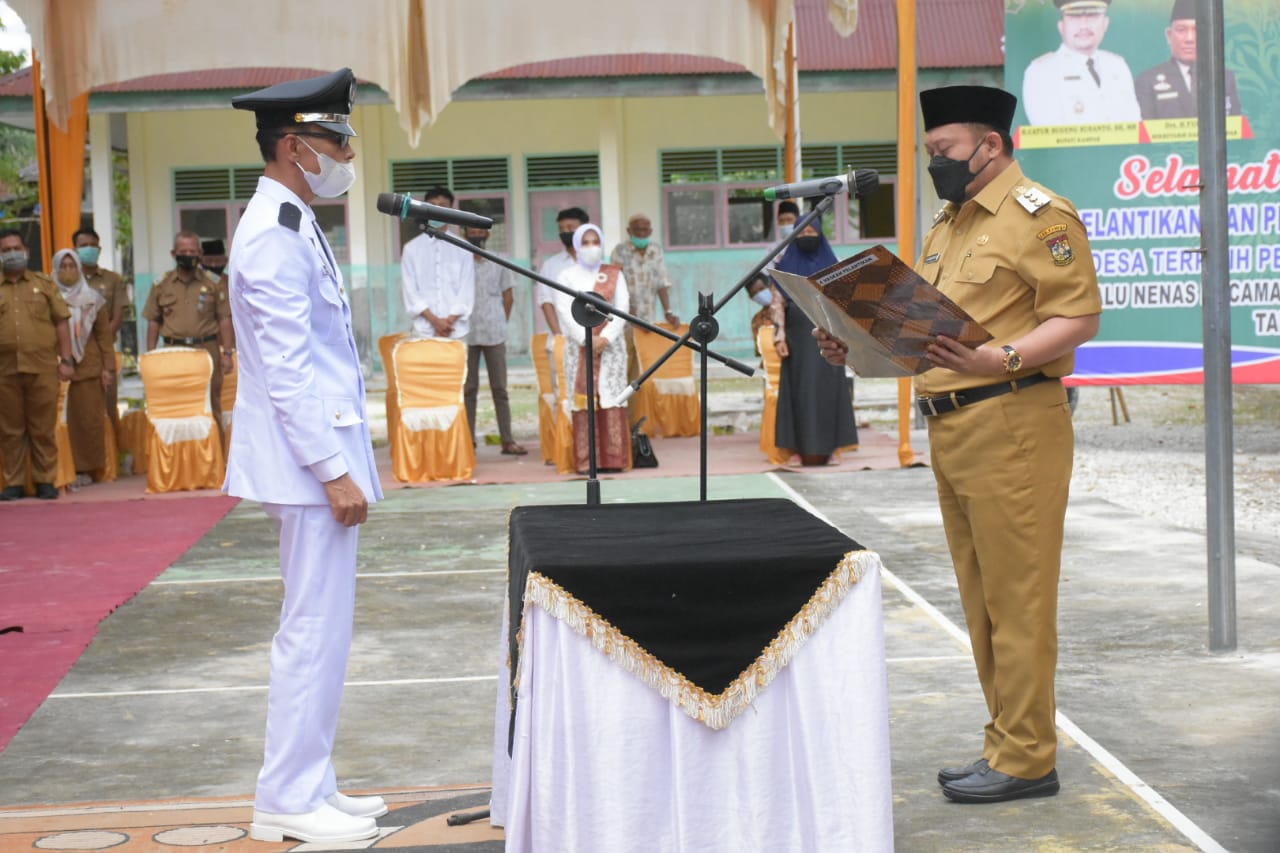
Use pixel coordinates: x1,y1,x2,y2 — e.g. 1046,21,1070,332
84,266,126,322
914,161,1102,396
143,268,231,339
0,270,71,375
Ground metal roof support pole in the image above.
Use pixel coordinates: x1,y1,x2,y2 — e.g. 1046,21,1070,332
1197,0,1236,653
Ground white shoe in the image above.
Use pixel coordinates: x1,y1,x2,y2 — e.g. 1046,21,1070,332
326,791,389,818
249,803,377,843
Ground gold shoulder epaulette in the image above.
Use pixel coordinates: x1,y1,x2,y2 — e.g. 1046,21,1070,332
931,204,953,226
1012,184,1052,216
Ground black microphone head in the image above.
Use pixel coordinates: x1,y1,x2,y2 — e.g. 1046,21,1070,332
376,192,404,217
854,169,880,198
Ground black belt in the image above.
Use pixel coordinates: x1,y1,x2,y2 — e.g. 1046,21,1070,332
163,334,219,346
916,373,1056,418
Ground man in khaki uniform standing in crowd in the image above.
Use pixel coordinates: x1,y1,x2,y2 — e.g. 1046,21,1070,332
74,227,126,432
143,231,235,427
0,230,76,500
818,85,1101,804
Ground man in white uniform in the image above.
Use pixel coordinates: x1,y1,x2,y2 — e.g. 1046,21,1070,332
1022,0,1141,126
399,187,475,340
535,206,589,341
226,68,386,845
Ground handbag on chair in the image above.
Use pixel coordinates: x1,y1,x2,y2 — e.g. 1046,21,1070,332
631,416,658,468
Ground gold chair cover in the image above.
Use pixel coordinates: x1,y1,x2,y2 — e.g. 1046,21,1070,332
757,327,792,465
634,323,701,438
138,347,226,493
390,337,475,482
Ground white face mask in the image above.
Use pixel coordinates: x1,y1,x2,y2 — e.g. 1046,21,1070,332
296,139,356,198
578,245,603,267
778,223,795,239
751,288,773,307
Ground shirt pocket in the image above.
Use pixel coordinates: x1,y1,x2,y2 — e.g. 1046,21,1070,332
954,254,998,287
20,288,50,320
156,291,179,318
322,396,364,428
312,277,348,343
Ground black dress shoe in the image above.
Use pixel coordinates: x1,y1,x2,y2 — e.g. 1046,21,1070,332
942,765,1059,803
0,485,24,501
937,758,988,786
34,483,59,500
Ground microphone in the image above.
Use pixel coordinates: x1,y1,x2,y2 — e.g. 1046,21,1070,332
376,192,495,230
762,169,880,201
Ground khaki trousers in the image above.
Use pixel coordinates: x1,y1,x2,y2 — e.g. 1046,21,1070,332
926,378,1074,779
0,369,59,487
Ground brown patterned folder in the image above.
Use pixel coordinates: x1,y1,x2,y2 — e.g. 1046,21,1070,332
769,245,992,377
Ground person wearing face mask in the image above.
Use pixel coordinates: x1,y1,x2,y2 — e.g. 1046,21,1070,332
227,68,386,845
535,207,590,340
746,274,782,356
0,229,75,500
818,85,1101,804
142,231,234,430
399,186,475,341
462,224,525,455
553,223,632,473
73,228,126,437
52,249,114,487
610,213,679,425
770,216,858,466
201,239,237,361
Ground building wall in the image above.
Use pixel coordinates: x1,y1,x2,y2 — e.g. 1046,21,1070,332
128,87,902,367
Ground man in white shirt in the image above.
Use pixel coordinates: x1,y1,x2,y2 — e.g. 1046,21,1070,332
1022,0,1141,126
227,68,385,846
534,206,589,339
399,186,474,339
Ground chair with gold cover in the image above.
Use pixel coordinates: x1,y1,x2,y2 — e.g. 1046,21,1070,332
219,351,238,450
390,337,475,482
633,323,700,438
138,346,226,493
757,326,792,466
379,332,408,453
50,381,76,490
530,332,559,465
549,335,577,475
117,408,152,475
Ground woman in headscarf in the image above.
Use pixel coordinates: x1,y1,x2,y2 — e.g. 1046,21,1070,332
53,248,115,484
553,223,632,473
771,219,858,465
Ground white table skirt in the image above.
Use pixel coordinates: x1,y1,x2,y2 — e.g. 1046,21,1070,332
490,559,894,853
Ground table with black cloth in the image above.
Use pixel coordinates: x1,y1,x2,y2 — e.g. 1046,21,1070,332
489,498,893,852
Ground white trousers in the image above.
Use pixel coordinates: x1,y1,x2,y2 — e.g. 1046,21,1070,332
256,502,359,815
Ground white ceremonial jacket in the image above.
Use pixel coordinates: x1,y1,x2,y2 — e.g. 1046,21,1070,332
223,176,382,506
1022,45,1141,126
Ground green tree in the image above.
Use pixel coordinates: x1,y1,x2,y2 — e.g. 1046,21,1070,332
0,16,26,75
0,17,31,222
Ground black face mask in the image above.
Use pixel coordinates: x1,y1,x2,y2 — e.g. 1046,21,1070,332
794,235,822,254
175,255,200,271
204,264,226,276
467,236,488,249
559,232,576,250
928,142,989,205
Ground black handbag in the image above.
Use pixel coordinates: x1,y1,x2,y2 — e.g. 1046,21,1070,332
631,417,658,468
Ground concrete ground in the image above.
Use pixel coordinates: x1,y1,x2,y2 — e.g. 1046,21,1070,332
2,460,1277,851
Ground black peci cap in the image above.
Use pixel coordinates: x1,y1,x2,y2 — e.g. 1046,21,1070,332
231,68,358,137
920,85,1018,134
201,239,225,256
1169,0,1195,21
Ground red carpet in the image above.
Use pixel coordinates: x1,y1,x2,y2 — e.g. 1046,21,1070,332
0,496,238,751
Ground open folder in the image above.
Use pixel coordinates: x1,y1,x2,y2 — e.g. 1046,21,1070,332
769,244,992,377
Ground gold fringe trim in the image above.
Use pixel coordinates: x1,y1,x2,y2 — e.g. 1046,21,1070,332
519,550,877,730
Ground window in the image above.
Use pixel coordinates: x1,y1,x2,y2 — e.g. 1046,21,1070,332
172,166,350,263
390,157,511,255
660,143,897,248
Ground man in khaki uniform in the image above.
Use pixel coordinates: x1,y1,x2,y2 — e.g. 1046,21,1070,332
143,230,235,427
0,230,76,500
74,227,126,431
202,239,236,351
818,85,1101,803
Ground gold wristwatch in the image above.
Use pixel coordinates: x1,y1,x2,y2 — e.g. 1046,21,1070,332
1001,345,1023,373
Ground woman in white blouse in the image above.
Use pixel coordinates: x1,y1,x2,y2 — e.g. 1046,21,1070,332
553,224,632,472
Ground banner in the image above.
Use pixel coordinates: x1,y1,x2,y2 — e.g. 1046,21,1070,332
1005,0,1280,384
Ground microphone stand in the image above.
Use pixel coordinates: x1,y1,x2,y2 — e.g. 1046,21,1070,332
412,223,754,506
626,194,837,502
